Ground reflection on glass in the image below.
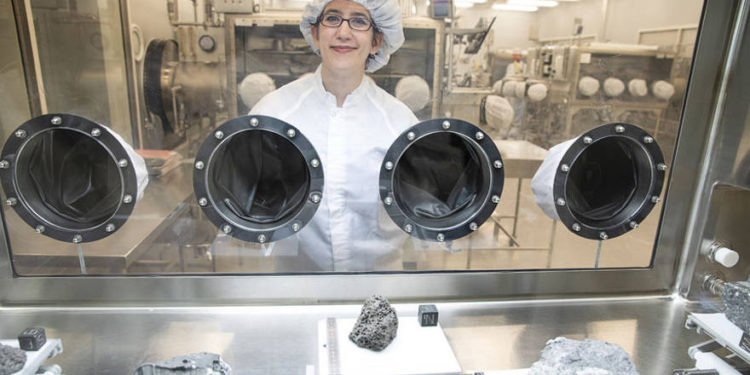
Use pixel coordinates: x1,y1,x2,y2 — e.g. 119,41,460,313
0,0,30,140
0,0,705,275
29,0,132,140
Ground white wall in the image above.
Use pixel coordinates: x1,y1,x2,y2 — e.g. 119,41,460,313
604,0,703,44
456,7,537,49
456,0,705,51
536,0,603,41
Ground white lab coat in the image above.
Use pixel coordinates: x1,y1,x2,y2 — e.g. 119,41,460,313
250,66,418,271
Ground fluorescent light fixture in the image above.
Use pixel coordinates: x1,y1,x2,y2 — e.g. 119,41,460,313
491,3,538,11
508,0,558,6
455,2,475,7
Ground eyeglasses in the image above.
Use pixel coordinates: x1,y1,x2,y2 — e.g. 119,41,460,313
318,14,374,31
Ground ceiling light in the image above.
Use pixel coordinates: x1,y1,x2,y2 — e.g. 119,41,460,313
455,1,475,8
491,3,538,11
508,0,558,6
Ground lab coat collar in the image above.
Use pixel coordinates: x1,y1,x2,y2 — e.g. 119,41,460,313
313,65,371,108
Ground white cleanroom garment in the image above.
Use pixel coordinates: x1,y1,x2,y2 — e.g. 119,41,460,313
251,66,417,271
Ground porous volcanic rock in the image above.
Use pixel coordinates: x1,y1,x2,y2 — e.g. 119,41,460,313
349,294,398,351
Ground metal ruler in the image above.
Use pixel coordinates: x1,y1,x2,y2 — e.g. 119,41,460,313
326,317,341,375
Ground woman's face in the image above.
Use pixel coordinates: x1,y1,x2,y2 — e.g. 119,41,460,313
311,0,383,74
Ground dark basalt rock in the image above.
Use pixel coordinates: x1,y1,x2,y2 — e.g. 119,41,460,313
722,281,750,334
529,337,639,375
349,294,398,351
0,343,26,375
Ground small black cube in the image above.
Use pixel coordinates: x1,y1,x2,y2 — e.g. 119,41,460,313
417,304,438,327
18,327,46,351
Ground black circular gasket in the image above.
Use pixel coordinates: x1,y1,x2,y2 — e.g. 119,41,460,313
553,122,666,240
192,115,324,243
379,118,505,242
144,39,178,134
0,114,140,243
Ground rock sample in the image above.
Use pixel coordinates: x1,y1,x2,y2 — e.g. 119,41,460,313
529,337,639,375
722,281,750,334
349,294,398,351
0,344,26,375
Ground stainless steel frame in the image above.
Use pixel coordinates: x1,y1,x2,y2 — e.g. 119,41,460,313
0,0,742,306
10,0,44,117
676,0,750,298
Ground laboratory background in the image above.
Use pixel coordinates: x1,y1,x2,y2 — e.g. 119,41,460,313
0,0,749,373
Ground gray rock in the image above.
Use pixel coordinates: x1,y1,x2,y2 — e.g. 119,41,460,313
0,344,26,375
722,281,750,334
349,294,398,351
529,337,639,375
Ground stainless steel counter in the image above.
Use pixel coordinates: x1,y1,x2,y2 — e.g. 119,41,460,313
0,296,704,374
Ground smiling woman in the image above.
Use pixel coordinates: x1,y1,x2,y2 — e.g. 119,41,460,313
248,0,419,271
310,0,383,90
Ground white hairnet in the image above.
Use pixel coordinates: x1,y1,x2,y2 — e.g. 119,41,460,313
527,83,548,102
395,75,430,112
484,95,514,135
492,80,504,95
300,0,405,73
603,77,625,97
514,81,526,98
239,72,276,109
628,79,648,97
502,80,518,98
652,80,675,100
578,76,600,96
